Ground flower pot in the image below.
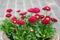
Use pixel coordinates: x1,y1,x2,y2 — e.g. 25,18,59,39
0,31,59,40
51,33,59,40
0,31,10,40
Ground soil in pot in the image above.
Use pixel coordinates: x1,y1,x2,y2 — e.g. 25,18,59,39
38,38,51,40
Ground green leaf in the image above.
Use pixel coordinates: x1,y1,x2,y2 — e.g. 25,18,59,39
36,34,41,37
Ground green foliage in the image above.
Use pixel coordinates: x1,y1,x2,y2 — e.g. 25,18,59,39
0,17,56,40
0,7,57,40
0,11,57,40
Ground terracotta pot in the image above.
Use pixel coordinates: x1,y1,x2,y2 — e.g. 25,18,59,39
0,31,59,40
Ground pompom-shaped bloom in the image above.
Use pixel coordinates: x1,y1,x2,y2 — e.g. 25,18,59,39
17,20,26,25
6,13,12,18
21,15,26,19
45,16,51,20
12,19,17,24
6,9,13,13
12,16,17,24
42,6,51,11
28,8,34,12
28,16,37,24
28,7,40,13
34,14,41,20
33,8,40,13
51,18,57,22
41,19,50,25
41,16,50,25
16,9,20,13
40,15,44,18
12,16,17,20
20,12,27,15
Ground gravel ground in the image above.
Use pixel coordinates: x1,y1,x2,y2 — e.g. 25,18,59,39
0,0,60,39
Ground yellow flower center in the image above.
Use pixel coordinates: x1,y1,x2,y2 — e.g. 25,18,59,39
14,21,16,23
30,28,34,32
46,18,49,20
36,16,39,18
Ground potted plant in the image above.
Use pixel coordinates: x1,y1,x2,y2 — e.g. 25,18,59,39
0,6,58,40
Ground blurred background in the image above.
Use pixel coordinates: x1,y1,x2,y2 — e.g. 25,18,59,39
0,0,60,39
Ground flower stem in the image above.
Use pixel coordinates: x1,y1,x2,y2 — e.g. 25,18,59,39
42,39,45,40
45,11,48,16
30,13,32,16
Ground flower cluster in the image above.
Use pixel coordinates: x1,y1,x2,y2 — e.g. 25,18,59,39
0,6,58,40
6,6,57,25
6,9,12,18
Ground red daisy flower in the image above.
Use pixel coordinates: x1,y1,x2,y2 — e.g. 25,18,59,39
40,15,44,18
28,7,40,13
16,9,20,13
51,18,57,22
45,16,51,20
28,8,34,12
17,20,26,25
6,9,13,13
12,16,17,20
28,16,37,24
12,16,17,24
34,14,41,20
6,13,12,18
42,6,51,11
12,19,17,24
20,12,27,15
21,15,26,19
41,16,51,25
33,7,40,13
41,19,50,25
